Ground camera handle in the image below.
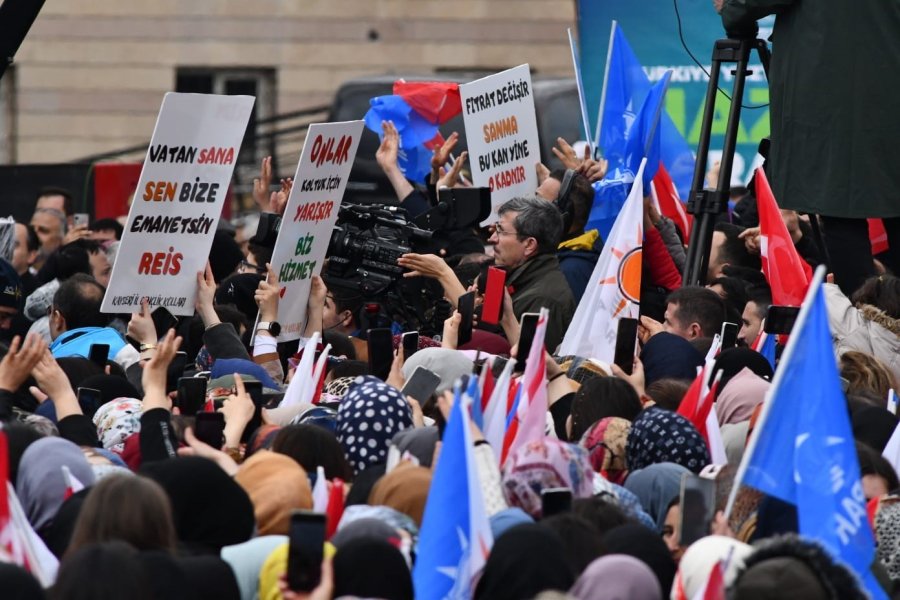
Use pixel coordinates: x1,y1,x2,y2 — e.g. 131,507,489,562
682,37,771,287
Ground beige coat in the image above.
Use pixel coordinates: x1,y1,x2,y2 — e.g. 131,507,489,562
825,283,900,387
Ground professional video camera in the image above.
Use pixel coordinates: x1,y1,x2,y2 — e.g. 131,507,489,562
323,203,449,336
323,187,490,336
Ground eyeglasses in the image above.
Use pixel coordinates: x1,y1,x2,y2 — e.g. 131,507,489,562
493,225,520,237
239,259,266,274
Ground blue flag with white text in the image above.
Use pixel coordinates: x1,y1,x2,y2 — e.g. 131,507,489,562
741,282,885,598
413,382,492,599
587,70,671,236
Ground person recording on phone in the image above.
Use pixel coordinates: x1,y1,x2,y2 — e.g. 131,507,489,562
714,0,900,297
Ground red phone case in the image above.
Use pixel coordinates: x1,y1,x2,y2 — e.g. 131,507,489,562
481,266,506,325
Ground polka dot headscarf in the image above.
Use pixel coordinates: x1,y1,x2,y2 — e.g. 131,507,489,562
626,406,710,474
337,376,413,474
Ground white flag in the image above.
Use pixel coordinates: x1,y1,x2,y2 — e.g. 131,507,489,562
559,159,646,361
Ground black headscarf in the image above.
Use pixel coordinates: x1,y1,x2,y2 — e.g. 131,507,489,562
332,538,413,600
601,523,677,595
849,399,898,453
640,333,704,385
712,347,774,391
208,230,244,283
141,457,255,554
0,562,45,600
474,523,575,600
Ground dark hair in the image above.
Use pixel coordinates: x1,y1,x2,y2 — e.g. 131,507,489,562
19,222,40,253
68,475,177,554
54,244,92,281
709,276,749,317
89,218,124,240
498,196,564,255
856,442,900,494
51,542,153,600
721,264,768,287
7,422,44,488
569,378,642,441
714,222,761,271
272,424,354,482
37,186,74,216
56,356,104,390
550,169,594,233
745,284,772,318
667,286,726,338
539,513,605,575
851,274,900,319
330,291,364,328
329,359,368,380
213,304,249,336
323,330,357,361
53,273,109,330
645,378,692,411
247,242,273,272
572,495,633,534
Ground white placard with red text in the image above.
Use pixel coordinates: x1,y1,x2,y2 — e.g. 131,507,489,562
270,120,364,341
101,92,255,316
459,64,541,224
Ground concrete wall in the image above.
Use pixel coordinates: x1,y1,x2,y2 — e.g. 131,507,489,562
6,0,576,164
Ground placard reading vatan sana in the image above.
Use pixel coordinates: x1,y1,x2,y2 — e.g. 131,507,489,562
101,92,255,316
270,120,364,341
459,64,541,223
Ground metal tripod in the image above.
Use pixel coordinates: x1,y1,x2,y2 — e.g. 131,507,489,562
682,37,771,287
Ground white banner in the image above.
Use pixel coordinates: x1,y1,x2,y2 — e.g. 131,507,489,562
459,64,541,224
270,120,364,341
102,92,254,316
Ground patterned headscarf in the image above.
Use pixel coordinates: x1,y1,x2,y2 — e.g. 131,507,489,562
92,398,143,452
501,438,595,519
336,376,413,474
579,417,631,485
626,407,710,474
324,376,357,400
874,496,900,580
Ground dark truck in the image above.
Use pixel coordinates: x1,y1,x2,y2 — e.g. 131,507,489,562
326,72,583,204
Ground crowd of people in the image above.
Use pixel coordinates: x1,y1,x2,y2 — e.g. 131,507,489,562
0,100,899,600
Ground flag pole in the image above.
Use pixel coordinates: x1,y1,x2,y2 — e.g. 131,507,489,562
724,265,827,517
567,28,594,156
593,20,617,158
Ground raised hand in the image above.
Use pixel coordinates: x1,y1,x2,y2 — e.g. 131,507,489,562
0,334,46,392
253,156,274,212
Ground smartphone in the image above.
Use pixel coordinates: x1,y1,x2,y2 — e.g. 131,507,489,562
401,331,419,360
400,366,442,403
491,356,509,379
720,321,739,350
77,387,103,418
194,412,226,449
88,343,110,367
515,313,540,373
480,266,507,326
176,377,207,416
678,473,716,546
541,487,573,518
73,213,89,228
457,291,475,347
366,328,394,381
613,318,639,376
287,511,326,592
151,306,179,339
764,305,801,335
241,380,265,444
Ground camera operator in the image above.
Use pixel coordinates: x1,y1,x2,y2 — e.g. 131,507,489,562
715,0,900,296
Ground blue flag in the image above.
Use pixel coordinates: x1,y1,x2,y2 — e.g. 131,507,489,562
364,95,439,183
413,384,492,599
757,332,777,370
587,71,671,236
739,278,886,598
594,25,695,212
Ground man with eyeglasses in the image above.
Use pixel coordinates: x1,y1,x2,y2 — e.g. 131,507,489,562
487,196,576,351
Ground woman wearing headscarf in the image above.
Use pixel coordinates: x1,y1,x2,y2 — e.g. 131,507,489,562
602,523,678,595
336,376,413,475
570,554,663,600
624,462,691,531
626,407,710,474
368,463,431,527
501,438,595,519
579,417,631,485
16,437,97,537
711,347,774,392
233,451,313,536
474,524,576,600
567,378,642,441
640,333,705,386
715,368,770,426
671,535,752,600
332,538,413,600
